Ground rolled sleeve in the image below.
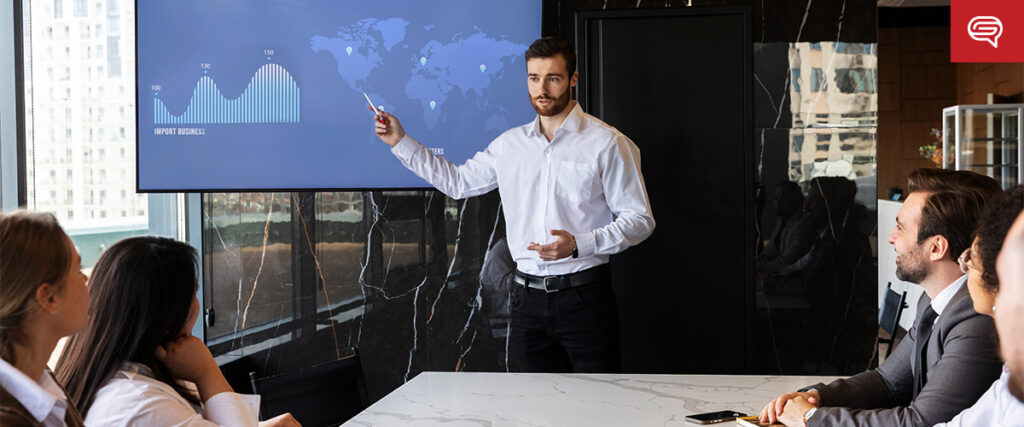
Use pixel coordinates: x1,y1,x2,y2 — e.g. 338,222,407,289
203,392,260,426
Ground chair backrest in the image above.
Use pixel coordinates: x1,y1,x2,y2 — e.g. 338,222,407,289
878,283,908,336
250,353,368,426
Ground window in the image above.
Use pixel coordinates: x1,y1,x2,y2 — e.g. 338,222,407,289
835,68,877,94
21,0,151,268
810,68,825,92
107,37,120,76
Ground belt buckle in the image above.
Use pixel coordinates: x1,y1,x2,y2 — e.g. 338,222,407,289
542,276,558,293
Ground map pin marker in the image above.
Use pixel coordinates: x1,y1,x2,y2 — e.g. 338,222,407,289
429,100,437,110
346,46,353,56
479,64,486,73
420,57,427,66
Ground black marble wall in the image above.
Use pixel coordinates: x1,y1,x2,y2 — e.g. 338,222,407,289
202,0,879,404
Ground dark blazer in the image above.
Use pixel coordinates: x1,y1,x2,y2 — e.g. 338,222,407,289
0,371,85,427
804,283,1002,427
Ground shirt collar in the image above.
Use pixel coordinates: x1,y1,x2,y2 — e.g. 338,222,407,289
931,274,967,316
117,361,155,380
523,102,585,138
0,357,67,423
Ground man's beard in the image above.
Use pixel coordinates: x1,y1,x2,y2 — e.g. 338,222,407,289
531,89,571,117
895,248,928,284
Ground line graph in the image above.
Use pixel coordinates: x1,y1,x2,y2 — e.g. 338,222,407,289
154,63,300,124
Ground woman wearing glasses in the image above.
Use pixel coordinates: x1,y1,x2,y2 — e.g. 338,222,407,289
938,185,1024,427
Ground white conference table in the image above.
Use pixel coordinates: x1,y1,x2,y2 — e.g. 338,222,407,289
344,372,840,426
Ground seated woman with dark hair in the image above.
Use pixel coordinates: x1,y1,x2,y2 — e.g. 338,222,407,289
963,186,1024,316
55,236,297,426
938,185,1024,426
0,211,89,426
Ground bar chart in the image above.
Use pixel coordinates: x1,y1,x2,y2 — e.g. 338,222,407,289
154,63,300,124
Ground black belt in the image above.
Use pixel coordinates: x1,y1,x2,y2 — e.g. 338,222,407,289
513,264,610,293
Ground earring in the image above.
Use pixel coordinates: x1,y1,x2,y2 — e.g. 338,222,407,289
50,310,57,316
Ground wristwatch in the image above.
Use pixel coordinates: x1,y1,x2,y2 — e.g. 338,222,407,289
803,407,817,423
571,241,579,258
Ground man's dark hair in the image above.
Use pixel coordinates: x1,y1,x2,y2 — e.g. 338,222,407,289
907,168,1001,200
974,186,1024,293
917,189,989,263
525,37,577,76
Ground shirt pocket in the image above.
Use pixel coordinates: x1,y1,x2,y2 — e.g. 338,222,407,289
555,160,599,204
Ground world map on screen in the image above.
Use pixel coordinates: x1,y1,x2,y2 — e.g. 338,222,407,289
137,1,540,191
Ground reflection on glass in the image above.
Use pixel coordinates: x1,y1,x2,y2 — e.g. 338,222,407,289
203,193,293,343
757,41,879,376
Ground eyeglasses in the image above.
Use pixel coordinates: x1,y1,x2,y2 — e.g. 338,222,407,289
958,248,979,274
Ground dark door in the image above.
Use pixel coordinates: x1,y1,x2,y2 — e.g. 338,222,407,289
576,7,753,373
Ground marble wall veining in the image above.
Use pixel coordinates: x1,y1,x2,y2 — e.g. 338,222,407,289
201,0,879,404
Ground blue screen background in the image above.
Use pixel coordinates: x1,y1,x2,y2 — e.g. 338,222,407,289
137,0,541,190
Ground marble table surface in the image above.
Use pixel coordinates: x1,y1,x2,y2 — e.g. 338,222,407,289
345,372,840,426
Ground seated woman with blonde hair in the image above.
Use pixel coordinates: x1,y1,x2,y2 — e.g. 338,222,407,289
56,236,297,426
0,211,89,426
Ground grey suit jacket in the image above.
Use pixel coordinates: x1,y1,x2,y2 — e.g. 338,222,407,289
805,283,1002,427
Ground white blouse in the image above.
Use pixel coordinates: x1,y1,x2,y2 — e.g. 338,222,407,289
84,362,259,427
935,368,1024,427
0,357,71,426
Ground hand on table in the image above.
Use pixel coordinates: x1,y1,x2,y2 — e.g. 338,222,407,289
759,390,819,425
778,396,818,427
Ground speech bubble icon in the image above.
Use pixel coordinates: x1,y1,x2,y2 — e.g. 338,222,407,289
968,16,1003,48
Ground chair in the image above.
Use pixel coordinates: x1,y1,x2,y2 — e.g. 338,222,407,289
250,352,369,426
877,283,909,358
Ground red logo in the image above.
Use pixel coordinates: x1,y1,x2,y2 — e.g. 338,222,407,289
952,0,1024,62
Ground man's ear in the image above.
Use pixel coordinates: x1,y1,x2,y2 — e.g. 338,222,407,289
928,235,951,262
570,71,578,88
35,282,59,315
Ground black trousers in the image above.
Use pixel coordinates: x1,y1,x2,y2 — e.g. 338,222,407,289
510,277,621,373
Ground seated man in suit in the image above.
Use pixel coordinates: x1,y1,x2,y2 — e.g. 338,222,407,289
759,169,1003,427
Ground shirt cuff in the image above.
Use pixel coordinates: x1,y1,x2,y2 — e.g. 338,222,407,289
390,134,420,162
203,391,260,426
574,232,596,258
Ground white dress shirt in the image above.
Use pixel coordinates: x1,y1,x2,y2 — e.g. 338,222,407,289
85,362,260,427
391,102,655,276
0,357,70,426
930,275,966,320
936,368,1024,427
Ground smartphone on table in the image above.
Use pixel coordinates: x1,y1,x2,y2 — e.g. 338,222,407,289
685,410,746,424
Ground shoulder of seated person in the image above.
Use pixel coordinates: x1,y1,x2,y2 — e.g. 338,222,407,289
941,295,994,326
939,304,996,338
0,408,39,427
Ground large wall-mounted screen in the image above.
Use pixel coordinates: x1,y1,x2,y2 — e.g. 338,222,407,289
137,0,542,191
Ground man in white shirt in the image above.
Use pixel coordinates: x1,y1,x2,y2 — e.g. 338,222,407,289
372,37,655,372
